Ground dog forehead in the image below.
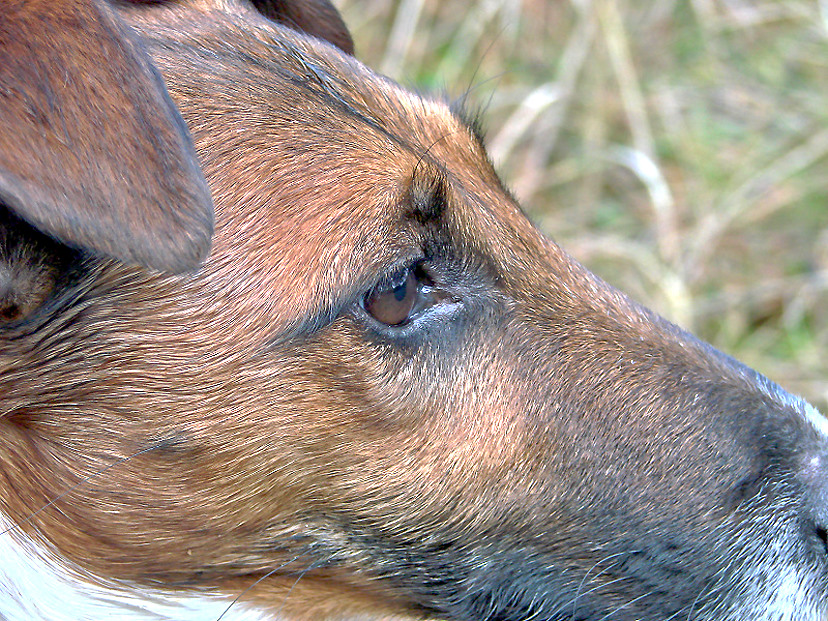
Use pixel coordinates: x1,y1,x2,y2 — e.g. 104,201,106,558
135,13,487,340
139,10,464,147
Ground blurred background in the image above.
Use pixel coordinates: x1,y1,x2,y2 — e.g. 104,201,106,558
334,0,828,410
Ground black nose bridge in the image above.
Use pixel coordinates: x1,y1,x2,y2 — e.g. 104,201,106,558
788,396,828,519
757,382,828,469
722,371,828,478
742,379,828,556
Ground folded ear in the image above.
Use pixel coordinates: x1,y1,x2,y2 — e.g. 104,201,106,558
0,0,214,274
249,0,354,54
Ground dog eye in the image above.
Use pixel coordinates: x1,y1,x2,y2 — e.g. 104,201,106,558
363,264,437,326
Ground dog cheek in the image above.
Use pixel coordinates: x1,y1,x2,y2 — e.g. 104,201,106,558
278,320,536,510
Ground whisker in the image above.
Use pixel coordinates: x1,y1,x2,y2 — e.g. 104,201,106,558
568,550,637,620
0,442,166,537
548,575,634,620
596,589,656,621
274,557,328,619
214,553,311,621
456,23,508,114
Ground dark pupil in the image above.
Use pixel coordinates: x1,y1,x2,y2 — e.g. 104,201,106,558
393,279,408,301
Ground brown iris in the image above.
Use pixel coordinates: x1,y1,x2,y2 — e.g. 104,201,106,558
363,266,419,326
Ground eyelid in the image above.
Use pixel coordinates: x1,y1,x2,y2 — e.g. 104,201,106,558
383,266,412,290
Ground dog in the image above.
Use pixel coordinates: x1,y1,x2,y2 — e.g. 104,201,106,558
1,1,827,620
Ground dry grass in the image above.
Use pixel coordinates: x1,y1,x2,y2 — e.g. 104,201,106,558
335,0,828,410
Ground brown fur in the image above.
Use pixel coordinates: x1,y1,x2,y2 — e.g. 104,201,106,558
1,1,826,620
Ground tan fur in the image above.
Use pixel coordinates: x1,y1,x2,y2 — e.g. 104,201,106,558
1,2,826,620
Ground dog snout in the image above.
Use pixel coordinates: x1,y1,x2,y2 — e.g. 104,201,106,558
490,260,828,617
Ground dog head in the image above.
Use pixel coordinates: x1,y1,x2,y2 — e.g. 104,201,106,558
1,1,826,620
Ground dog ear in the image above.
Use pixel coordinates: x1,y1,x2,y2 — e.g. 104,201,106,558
0,0,214,275
249,0,355,55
